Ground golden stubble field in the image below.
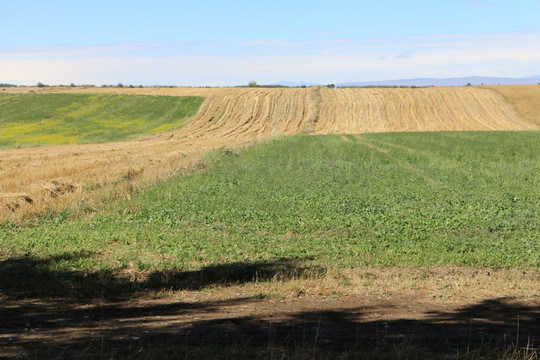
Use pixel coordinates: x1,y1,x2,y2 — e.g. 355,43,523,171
1,85,539,219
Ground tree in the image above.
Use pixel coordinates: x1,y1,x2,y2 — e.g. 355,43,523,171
248,80,257,87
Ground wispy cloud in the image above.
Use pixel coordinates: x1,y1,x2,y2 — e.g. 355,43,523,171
0,39,360,59
3,30,538,60
463,0,497,6
396,51,413,59
400,21,466,27
0,43,171,59
1,31,539,85
289,30,335,35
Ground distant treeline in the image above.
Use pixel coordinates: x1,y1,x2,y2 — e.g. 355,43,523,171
240,84,310,88
241,83,436,89
3,83,448,89
9,83,240,89
338,85,434,89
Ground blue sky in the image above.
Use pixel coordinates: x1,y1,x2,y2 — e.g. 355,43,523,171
2,0,540,86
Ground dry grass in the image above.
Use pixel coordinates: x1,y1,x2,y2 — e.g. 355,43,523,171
317,86,536,133
0,85,538,220
178,266,540,306
485,85,540,127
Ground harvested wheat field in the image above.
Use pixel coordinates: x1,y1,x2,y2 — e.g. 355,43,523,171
1,85,539,359
1,85,538,219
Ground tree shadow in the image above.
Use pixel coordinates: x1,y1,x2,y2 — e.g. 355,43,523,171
2,295,538,359
0,252,325,299
0,253,538,359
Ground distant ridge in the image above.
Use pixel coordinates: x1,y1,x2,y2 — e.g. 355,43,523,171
337,76,540,88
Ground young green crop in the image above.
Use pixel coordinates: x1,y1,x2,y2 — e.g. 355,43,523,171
0,93,203,148
1,131,539,276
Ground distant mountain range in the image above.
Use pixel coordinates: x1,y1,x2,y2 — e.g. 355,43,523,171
338,76,540,87
276,76,540,88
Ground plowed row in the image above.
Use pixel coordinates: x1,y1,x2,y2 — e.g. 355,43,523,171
1,86,538,218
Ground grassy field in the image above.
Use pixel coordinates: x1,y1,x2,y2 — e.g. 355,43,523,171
0,93,203,148
1,130,539,358
1,131,538,291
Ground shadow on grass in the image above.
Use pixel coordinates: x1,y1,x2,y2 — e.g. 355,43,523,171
1,296,538,359
0,252,325,299
0,253,538,359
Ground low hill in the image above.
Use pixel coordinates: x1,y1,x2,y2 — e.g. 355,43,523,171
0,85,538,218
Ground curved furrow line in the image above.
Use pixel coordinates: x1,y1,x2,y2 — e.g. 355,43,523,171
188,90,252,139
285,88,311,134
220,90,270,139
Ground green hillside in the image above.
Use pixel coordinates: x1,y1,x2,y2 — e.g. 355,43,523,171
0,93,203,148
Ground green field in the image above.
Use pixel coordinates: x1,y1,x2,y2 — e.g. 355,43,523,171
1,131,539,297
0,93,203,148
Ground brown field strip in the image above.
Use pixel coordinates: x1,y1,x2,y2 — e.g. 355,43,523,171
0,85,538,219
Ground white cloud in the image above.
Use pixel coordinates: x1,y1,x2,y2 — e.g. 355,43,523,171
1,31,539,85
